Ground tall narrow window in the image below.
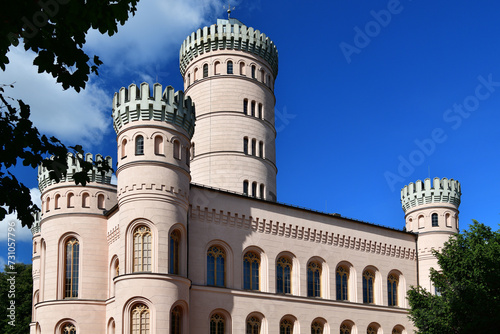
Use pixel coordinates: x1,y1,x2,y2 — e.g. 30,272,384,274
388,273,399,306
432,213,439,227
171,306,182,334
251,65,256,79
311,321,323,334
55,194,61,209
276,256,292,294
67,193,74,208
307,261,321,297
82,193,90,208
243,181,249,195
251,139,256,155
135,135,144,155
207,246,225,287
243,99,248,115
62,323,77,334
210,313,225,334
65,238,79,298
185,147,190,166
133,226,152,272
214,61,220,75
97,194,105,210
259,141,263,158
169,230,180,275
367,326,377,334
45,197,50,212
121,139,127,158
131,304,150,334
251,101,255,117
363,270,375,304
260,69,265,82
258,104,263,119
252,182,257,198
259,184,264,199
280,319,293,334
240,62,245,75
173,140,180,160
187,73,191,86
227,61,233,74
203,64,208,78
246,316,261,334
340,323,351,334
154,136,163,155
194,68,198,81
243,137,249,154
336,265,349,301
243,252,260,290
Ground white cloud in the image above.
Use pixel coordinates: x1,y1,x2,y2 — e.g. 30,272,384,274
0,188,41,243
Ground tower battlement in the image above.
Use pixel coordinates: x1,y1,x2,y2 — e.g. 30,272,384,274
31,211,41,235
179,19,279,77
37,153,113,192
401,177,461,213
112,83,195,138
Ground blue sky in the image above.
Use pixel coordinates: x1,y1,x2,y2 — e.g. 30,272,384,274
2,0,500,266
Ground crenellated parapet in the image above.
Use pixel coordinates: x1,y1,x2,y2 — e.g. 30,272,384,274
401,177,461,213
38,153,113,192
179,18,279,77
112,82,196,138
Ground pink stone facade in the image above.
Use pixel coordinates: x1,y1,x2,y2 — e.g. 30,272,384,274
31,18,461,334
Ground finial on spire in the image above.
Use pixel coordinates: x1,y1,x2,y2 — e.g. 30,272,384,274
223,1,235,19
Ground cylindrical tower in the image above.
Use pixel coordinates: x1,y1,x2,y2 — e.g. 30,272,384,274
401,177,461,292
32,153,116,333
180,18,279,201
111,83,195,333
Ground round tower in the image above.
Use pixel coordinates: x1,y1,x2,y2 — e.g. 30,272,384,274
401,177,461,292
111,83,195,333
32,153,116,333
180,18,279,201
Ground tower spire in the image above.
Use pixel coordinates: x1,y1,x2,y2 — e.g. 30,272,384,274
224,1,235,19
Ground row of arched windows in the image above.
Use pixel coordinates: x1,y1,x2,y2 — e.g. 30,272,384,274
243,137,264,158
243,180,265,199
408,211,457,229
43,192,106,213
243,99,264,119
185,60,273,89
120,135,189,165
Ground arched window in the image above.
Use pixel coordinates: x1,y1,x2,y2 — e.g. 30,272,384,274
185,147,190,166
392,328,402,334
259,184,265,199
82,193,90,208
243,251,260,290
194,68,198,81
388,273,399,306
279,319,293,334
131,304,150,334
251,101,255,116
307,261,321,297
260,69,265,82
243,180,249,196
154,136,164,155
251,139,256,155
173,140,181,160
46,197,50,212
55,194,61,209
97,194,105,210
135,135,144,155
203,64,208,78
251,182,257,198
62,323,76,334
258,103,263,119
259,141,263,158
246,316,261,334
171,306,182,334
207,246,225,287
336,265,349,301
67,193,74,208
227,61,233,74
121,139,127,158
251,65,256,79
367,326,377,334
187,73,191,86
340,323,352,334
64,238,79,298
311,321,324,334
210,313,225,334
239,62,245,75
214,61,220,75
243,137,249,154
432,213,439,227
133,226,152,272
169,230,180,275
363,270,375,304
276,257,292,294
243,99,248,115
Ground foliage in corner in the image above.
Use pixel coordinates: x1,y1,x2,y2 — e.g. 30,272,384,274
0,0,139,227
0,264,33,333
407,221,500,333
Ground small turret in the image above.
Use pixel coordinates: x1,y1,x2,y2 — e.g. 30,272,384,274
401,177,461,292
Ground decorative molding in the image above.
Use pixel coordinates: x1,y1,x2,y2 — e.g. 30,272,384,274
107,225,120,245
190,206,416,261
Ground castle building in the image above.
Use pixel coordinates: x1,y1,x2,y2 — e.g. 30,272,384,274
30,17,462,334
